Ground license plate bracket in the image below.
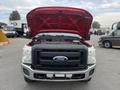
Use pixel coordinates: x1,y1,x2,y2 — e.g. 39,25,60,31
55,74,65,77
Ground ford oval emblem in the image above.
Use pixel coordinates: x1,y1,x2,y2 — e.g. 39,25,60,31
53,56,68,62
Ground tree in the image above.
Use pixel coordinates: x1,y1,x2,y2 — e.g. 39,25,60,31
92,21,100,29
9,10,21,21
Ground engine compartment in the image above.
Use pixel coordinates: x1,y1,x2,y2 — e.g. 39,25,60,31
27,33,91,47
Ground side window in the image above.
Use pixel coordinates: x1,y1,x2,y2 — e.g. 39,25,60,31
114,30,120,36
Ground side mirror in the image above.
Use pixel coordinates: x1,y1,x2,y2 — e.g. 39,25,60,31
111,32,115,36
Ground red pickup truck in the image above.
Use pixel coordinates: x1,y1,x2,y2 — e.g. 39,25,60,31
21,7,96,83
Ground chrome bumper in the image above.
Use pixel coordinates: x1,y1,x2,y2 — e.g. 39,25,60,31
21,64,96,81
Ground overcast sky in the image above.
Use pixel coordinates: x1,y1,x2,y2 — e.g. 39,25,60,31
0,0,120,27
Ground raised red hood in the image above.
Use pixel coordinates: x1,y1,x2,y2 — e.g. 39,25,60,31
27,7,93,39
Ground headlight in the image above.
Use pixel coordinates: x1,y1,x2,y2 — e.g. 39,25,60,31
99,38,102,41
88,46,96,65
12,31,15,34
22,45,32,64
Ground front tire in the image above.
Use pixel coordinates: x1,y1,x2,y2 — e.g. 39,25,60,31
103,41,112,48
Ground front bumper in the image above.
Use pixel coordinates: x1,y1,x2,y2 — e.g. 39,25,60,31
21,64,96,81
5,33,16,37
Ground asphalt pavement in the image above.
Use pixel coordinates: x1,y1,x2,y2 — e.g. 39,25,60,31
0,35,120,90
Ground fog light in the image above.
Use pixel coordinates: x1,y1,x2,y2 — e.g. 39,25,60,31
72,74,85,79
23,68,30,76
89,69,94,76
34,73,46,79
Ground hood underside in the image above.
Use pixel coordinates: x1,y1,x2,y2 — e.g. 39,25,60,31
27,7,93,39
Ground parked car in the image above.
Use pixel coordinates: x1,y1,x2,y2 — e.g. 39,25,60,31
98,30,120,48
21,7,96,83
3,26,18,38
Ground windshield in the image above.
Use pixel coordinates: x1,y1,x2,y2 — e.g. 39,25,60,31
4,26,15,31
108,30,115,35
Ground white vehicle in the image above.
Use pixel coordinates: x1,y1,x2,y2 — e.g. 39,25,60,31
3,26,18,37
21,7,96,83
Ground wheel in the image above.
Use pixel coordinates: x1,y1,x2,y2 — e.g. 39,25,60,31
103,41,112,48
24,77,35,83
82,78,92,82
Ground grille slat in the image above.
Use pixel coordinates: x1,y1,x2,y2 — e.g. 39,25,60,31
40,52,80,57
39,60,81,65
40,57,80,60
41,49,80,52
